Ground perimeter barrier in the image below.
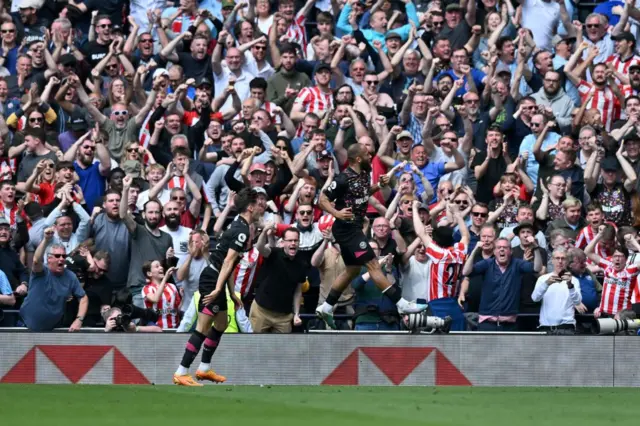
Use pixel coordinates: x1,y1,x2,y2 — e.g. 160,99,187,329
0,333,638,386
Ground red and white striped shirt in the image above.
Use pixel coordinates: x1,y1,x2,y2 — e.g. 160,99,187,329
138,109,154,148
286,15,307,52
425,241,467,301
577,80,621,131
0,201,27,230
605,54,640,79
233,247,264,299
142,282,182,329
293,86,334,137
621,84,640,99
597,257,639,315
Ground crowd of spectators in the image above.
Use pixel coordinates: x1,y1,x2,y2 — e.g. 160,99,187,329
1,0,640,335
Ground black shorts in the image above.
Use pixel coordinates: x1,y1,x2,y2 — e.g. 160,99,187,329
197,267,228,315
332,220,376,266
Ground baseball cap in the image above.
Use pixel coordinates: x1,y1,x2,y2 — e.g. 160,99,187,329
612,31,636,43
551,35,576,48
385,32,402,41
630,63,640,72
19,0,44,9
317,150,332,161
222,0,236,8
396,130,414,140
253,187,268,197
70,112,87,132
60,53,77,67
314,62,331,74
197,77,213,88
600,156,619,172
445,3,462,12
122,160,142,178
249,163,267,174
0,217,9,227
152,68,169,79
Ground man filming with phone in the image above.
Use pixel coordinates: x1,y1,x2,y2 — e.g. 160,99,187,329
531,247,582,335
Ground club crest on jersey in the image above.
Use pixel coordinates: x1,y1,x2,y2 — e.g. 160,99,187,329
359,241,367,249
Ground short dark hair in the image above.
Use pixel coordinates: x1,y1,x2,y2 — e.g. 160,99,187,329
586,202,603,213
308,128,325,139
626,95,640,108
495,36,513,51
279,42,297,56
250,77,268,91
103,189,121,199
172,146,191,159
235,187,258,213
24,127,45,143
0,179,13,191
614,244,630,258
317,11,333,25
144,198,162,212
283,227,300,240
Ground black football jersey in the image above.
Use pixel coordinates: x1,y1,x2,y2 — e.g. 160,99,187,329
323,167,369,225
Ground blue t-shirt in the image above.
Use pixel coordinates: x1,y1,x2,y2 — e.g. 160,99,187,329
0,269,11,295
436,69,486,97
20,267,85,331
394,160,446,203
577,273,599,311
74,161,106,210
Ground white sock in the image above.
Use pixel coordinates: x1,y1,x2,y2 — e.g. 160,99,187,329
175,365,188,376
318,302,333,314
198,362,211,372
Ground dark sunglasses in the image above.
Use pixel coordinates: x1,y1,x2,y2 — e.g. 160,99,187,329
106,64,118,70
29,117,43,123
298,210,313,216
1,29,15,33
432,21,444,27
98,24,112,29
140,38,153,43
127,148,139,153
172,196,186,201
44,163,55,169
530,122,542,127
83,146,95,151
454,200,468,205
586,24,600,28
471,211,488,218
365,80,379,86
253,45,267,50
49,253,66,259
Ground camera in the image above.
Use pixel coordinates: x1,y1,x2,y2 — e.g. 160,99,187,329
111,289,159,330
595,318,640,335
402,310,453,334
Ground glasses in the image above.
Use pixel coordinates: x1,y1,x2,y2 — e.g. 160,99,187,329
98,23,112,29
113,110,129,116
586,24,600,29
523,105,536,110
140,38,153,43
631,69,640,75
471,211,488,218
454,200,468,205
44,163,55,169
29,117,43,123
432,21,444,27
172,196,186,201
530,122,542,127
298,210,313,216
365,81,378,86
464,99,479,104
1,29,15,33
106,64,118,70
253,45,267,50
127,148,139,153
48,253,66,259
439,188,452,194
169,79,181,84
83,146,95,151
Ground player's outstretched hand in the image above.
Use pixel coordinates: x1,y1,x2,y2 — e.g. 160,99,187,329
335,207,353,221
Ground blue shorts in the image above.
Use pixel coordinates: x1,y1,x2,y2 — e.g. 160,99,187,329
428,297,465,331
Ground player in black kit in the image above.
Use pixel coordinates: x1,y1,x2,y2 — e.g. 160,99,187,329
173,188,260,386
316,144,433,328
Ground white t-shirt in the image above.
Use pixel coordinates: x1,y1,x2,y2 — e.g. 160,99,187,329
400,257,430,302
159,225,193,265
213,63,255,111
136,188,171,212
520,0,561,50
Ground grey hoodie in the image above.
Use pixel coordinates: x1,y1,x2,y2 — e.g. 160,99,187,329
531,88,574,133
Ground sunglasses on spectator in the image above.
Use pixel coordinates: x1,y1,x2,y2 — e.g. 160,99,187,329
432,21,444,27
631,69,640,74
530,122,542,127
1,29,15,33
365,80,379,86
471,211,488,217
464,99,479,104
29,117,43,123
113,110,129,116
106,64,118,70
48,253,66,259
172,196,186,201
83,146,95,151
586,24,600,28
44,163,55,169
454,200,468,205
98,24,112,29
127,148,139,153
439,188,452,194
298,210,313,216
140,38,153,43
253,45,267,50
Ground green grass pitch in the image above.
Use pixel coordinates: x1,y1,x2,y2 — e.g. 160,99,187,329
0,385,633,425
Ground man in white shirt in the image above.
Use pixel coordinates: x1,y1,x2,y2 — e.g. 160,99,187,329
213,34,255,111
531,247,582,334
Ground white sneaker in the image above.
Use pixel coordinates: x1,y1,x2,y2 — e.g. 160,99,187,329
397,299,428,314
315,304,337,330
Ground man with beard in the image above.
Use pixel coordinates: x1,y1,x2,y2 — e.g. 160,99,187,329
63,250,111,327
91,190,132,292
531,71,574,132
471,127,509,203
316,144,429,329
252,225,307,333
120,176,173,308
160,201,193,266
267,43,312,114
622,64,640,100
160,30,213,81
239,36,274,80
65,130,111,210
463,235,542,331
173,188,259,386
502,96,536,158
20,228,88,332
566,57,623,132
